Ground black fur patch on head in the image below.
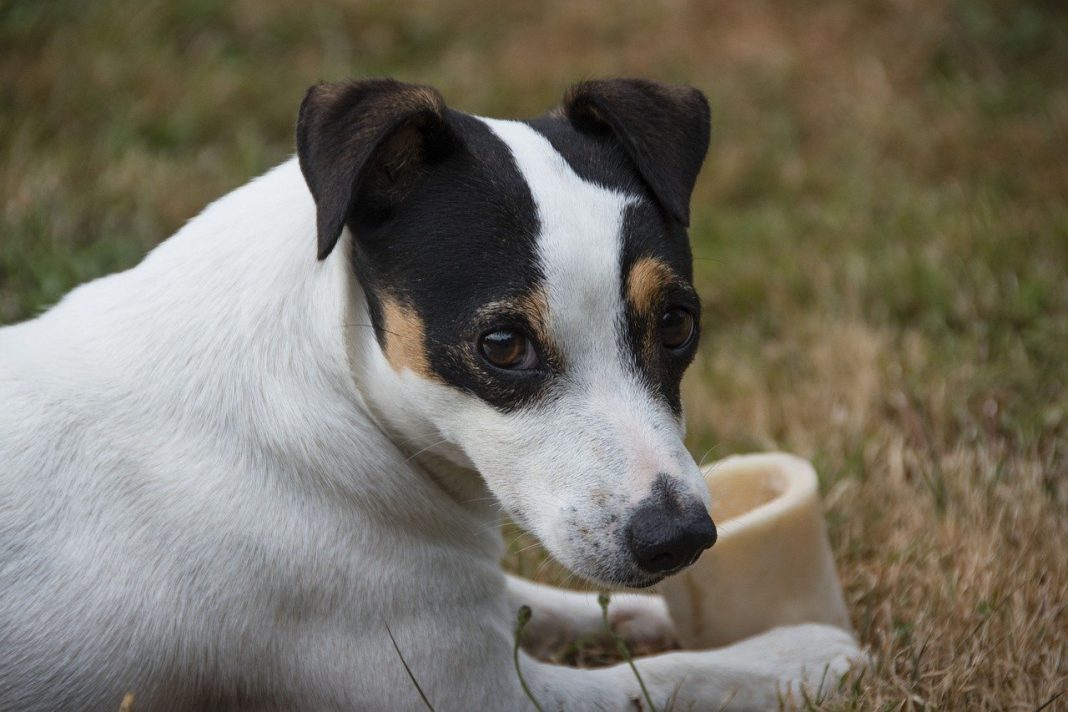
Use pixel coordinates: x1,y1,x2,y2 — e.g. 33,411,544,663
297,78,454,259
348,110,559,411
297,79,560,411
562,78,710,226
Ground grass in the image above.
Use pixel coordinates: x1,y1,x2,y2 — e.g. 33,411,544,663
3,0,1066,708
514,606,547,712
598,593,659,712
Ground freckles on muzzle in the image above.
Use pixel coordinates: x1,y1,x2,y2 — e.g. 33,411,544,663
624,474,717,576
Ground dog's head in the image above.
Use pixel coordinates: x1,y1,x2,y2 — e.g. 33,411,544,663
297,78,714,588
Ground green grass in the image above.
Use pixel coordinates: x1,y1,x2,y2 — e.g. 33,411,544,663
3,0,1066,708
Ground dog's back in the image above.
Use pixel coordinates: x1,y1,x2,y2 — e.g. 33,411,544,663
0,167,275,707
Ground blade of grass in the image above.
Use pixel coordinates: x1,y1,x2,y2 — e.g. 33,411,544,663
1035,691,1064,711
385,624,435,711
598,593,658,712
513,605,546,712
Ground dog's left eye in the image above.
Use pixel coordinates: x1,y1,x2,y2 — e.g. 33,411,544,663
660,307,696,350
478,330,539,370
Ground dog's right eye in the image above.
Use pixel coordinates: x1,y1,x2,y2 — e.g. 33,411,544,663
478,330,538,370
660,306,696,351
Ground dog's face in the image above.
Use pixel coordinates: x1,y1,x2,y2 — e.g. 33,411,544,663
298,79,715,587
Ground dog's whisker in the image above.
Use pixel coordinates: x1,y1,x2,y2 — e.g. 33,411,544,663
394,433,448,449
701,459,726,481
340,322,400,339
512,541,546,557
473,514,509,536
505,530,529,548
403,438,451,464
461,495,501,505
531,553,559,581
556,570,581,592
696,443,721,470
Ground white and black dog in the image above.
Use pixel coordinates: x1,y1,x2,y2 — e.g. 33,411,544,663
0,78,861,710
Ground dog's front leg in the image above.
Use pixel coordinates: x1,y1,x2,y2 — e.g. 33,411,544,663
522,622,863,711
505,573,676,659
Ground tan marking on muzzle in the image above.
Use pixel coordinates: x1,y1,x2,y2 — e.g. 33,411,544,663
626,256,677,315
380,297,434,379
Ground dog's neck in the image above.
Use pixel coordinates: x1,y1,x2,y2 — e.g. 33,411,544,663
410,451,496,513
339,258,498,514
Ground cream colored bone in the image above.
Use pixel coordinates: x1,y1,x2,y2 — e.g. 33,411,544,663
659,453,853,649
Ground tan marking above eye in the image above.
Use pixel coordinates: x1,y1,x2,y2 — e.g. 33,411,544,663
515,288,550,346
626,256,677,315
471,288,556,371
380,296,435,379
477,289,551,344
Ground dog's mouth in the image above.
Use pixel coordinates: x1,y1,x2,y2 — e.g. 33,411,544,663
569,554,699,590
547,525,711,591
619,570,669,588
609,549,708,588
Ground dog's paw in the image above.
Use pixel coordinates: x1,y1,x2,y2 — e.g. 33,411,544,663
606,595,679,654
738,623,866,698
685,623,864,709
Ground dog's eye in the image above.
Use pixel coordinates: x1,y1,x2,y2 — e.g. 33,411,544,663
478,330,539,370
660,307,696,350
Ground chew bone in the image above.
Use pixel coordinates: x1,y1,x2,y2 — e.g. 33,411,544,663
659,453,853,649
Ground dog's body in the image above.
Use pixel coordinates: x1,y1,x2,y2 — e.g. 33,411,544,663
0,79,860,710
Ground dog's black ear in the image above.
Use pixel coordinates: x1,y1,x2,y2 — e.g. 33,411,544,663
297,79,454,260
563,78,710,226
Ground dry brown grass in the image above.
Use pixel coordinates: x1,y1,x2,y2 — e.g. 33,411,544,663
680,317,1068,709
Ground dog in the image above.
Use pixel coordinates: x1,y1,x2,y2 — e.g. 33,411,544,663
0,77,862,710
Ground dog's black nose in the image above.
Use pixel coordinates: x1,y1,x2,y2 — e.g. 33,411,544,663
625,478,717,575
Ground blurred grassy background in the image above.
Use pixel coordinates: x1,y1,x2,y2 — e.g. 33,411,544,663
2,0,1066,708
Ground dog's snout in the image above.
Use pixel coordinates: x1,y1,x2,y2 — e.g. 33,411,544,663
625,477,717,575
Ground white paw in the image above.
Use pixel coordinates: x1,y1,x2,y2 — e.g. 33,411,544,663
682,624,864,710
739,623,865,697
607,595,679,652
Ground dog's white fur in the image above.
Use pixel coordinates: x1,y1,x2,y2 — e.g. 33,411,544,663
0,123,861,709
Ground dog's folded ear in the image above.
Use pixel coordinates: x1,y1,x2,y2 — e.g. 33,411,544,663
297,79,454,260
563,78,710,226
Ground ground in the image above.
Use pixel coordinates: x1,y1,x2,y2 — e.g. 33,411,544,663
1,1,1066,709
